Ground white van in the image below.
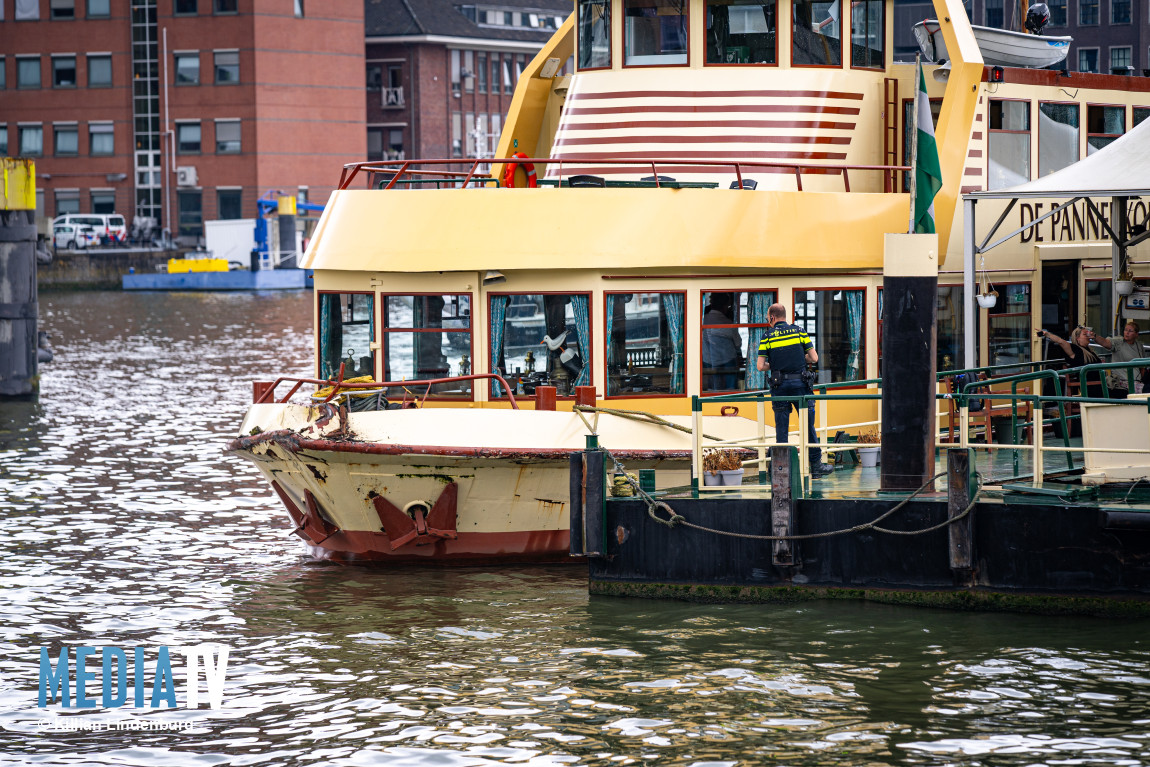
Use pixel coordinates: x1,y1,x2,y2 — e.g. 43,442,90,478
51,213,128,245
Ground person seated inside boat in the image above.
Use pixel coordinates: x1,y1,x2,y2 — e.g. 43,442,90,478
1038,325,1105,398
702,293,743,391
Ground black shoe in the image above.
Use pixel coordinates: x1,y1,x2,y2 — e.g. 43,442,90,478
811,463,835,477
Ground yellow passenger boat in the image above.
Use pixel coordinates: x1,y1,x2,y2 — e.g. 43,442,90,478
229,0,1150,563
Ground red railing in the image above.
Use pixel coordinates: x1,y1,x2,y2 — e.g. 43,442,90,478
253,370,520,410
338,157,912,194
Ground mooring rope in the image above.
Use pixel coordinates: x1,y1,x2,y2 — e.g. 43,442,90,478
573,404,726,442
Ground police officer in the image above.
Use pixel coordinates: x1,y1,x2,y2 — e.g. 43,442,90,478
756,303,834,476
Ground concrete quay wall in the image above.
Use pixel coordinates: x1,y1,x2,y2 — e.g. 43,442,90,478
38,249,179,290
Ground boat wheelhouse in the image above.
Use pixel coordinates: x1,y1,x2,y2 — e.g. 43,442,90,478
230,0,1150,563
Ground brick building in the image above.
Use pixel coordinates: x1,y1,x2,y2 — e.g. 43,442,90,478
0,0,365,243
364,0,570,163
894,0,1150,73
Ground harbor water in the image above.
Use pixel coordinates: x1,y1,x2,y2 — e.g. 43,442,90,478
2,290,1150,766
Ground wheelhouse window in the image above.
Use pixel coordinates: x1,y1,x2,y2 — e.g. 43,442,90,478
705,0,776,64
792,0,841,67
701,290,775,393
319,293,375,381
489,293,591,398
624,0,688,66
1085,279,1111,336
936,285,966,372
988,99,1030,190
578,0,611,69
1038,102,1078,177
383,294,472,398
1134,107,1150,127
606,292,685,396
793,289,864,383
849,0,883,68
987,283,1031,371
1087,104,1124,154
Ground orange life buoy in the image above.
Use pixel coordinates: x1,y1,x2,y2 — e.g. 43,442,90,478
503,152,537,188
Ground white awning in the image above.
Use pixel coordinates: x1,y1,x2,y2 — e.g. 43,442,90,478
966,114,1150,200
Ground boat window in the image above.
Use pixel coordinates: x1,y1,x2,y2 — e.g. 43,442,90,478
700,290,775,393
936,285,967,373
987,283,1032,373
1134,107,1150,127
988,100,1031,190
793,289,863,383
605,292,685,396
382,294,472,398
318,292,375,381
1038,102,1079,177
704,0,776,64
1085,279,1112,338
489,294,591,398
624,0,688,66
849,0,883,68
578,0,611,69
792,0,841,67
1087,104,1125,154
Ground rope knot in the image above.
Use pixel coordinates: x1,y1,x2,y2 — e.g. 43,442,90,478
648,501,684,528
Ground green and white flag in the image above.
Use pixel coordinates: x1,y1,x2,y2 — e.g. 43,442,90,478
910,57,943,234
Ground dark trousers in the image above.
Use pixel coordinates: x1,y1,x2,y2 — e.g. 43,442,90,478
772,379,821,464
1108,387,1129,400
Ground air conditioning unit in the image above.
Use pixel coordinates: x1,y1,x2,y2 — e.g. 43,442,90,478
176,166,198,187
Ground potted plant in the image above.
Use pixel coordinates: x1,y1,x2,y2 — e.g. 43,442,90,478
976,262,998,308
1117,270,1137,296
857,429,880,468
703,448,744,486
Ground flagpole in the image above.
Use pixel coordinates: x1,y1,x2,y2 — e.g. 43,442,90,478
909,54,920,234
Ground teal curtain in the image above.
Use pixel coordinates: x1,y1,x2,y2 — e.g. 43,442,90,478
319,294,338,379
605,294,617,395
663,293,685,394
489,295,509,396
745,292,772,390
845,290,863,381
570,294,591,388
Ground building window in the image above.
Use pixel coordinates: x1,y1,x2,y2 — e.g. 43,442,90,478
175,0,197,14
217,189,242,219
502,58,513,93
87,54,112,87
15,0,39,19
988,99,1031,189
489,293,592,398
490,55,500,95
515,54,525,85
576,0,611,69
451,112,462,158
88,0,110,16
451,49,461,94
1110,46,1132,74
705,0,776,64
988,284,1031,371
1134,107,1150,127
294,0,303,17
1048,0,1066,24
1088,105,1124,154
91,190,115,214
19,125,43,156
215,120,241,153
214,50,239,84
366,127,383,161
366,63,381,89
386,128,404,160
624,0,688,66
1112,0,1131,22
175,52,199,84
17,57,40,89
465,112,475,156
89,123,114,155
984,0,1003,27
177,191,203,240
177,122,201,153
1079,48,1098,72
793,0,841,66
55,192,81,215
464,50,474,93
793,289,865,383
380,294,473,397
0,126,7,156
54,124,78,155
297,187,308,206
477,53,487,92
1080,0,1098,24
701,290,776,393
50,0,75,19
52,56,77,87
214,0,237,13
0,58,5,90
1038,102,1078,177
605,292,686,395
850,0,883,68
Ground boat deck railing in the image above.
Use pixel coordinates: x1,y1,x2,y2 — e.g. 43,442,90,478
337,158,913,194
692,359,1150,495
252,368,521,410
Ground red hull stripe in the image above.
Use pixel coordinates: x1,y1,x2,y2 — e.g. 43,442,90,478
561,119,857,132
303,528,575,565
551,149,849,161
568,89,865,101
554,135,853,147
565,104,862,116
544,165,852,178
